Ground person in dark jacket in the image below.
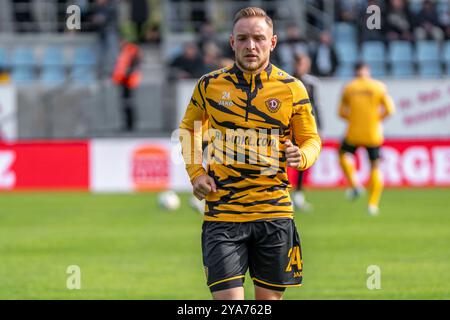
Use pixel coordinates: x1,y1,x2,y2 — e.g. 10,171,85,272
311,30,338,77
130,0,149,43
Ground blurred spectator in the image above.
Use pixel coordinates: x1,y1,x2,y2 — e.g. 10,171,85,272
385,0,414,42
145,24,161,44
414,0,445,41
311,30,338,77
291,53,322,211
197,21,220,53
218,57,234,69
335,0,357,23
112,40,142,131
90,0,120,77
438,3,450,40
170,42,205,79
13,0,35,32
293,54,322,130
276,24,309,74
130,0,149,43
358,0,385,42
0,68,11,85
197,20,231,61
201,42,222,74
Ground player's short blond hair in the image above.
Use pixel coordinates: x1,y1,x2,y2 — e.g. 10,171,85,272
233,7,273,29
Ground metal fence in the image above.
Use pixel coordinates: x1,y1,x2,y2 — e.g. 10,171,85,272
16,80,168,139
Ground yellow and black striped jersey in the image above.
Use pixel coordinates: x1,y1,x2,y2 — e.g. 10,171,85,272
179,63,321,222
339,77,395,147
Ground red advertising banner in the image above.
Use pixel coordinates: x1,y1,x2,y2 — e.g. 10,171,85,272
288,139,450,188
132,145,170,191
1,139,449,191
0,141,89,190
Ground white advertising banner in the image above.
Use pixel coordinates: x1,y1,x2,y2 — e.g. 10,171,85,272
90,138,450,192
0,85,17,141
176,79,450,139
319,79,450,139
90,139,191,193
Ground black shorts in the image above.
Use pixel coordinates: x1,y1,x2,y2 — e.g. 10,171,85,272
201,219,303,292
339,140,381,161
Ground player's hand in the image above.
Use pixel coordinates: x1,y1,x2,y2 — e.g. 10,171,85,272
284,139,302,168
192,174,217,200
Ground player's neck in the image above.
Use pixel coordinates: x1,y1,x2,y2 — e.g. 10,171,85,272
235,60,271,75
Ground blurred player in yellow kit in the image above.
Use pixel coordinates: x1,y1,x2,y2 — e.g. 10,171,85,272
338,62,395,215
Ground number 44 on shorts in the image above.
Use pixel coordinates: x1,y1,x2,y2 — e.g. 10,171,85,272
286,246,302,277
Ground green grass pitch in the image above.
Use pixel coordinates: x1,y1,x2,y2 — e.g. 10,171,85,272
0,189,449,299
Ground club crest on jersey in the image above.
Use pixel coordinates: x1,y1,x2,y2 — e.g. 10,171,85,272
265,98,281,113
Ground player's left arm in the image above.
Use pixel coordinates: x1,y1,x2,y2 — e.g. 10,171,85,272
380,84,395,120
287,80,322,171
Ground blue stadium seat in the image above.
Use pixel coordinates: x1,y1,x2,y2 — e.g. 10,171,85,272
333,22,357,43
73,46,97,67
416,41,440,62
335,64,354,78
11,67,35,85
335,41,358,78
367,62,387,77
416,41,441,77
11,47,35,67
442,40,450,62
388,41,415,77
41,67,66,86
0,48,8,68
42,47,65,67
389,41,414,63
437,1,449,16
418,62,442,78
336,41,358,64
443,41,450,75
446,65,450,76
361,41,386,63
72,67,96,86
391,64,415,78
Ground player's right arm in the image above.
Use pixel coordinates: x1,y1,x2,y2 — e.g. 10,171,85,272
179,77,208,183
179,77,217,199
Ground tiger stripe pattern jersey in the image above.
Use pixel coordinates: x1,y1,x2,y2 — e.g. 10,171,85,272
179,63,321,222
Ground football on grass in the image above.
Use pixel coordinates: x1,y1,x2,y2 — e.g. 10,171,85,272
158,191,181,211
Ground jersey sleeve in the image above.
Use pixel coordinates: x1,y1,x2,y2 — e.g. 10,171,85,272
379,84,395,119
290,80,322,171
179,77,207,183
338,86,350,120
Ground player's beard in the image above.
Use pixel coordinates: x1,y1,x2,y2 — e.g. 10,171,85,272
236,55,268,73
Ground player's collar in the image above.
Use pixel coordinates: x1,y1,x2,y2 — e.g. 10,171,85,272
230,63,273,81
